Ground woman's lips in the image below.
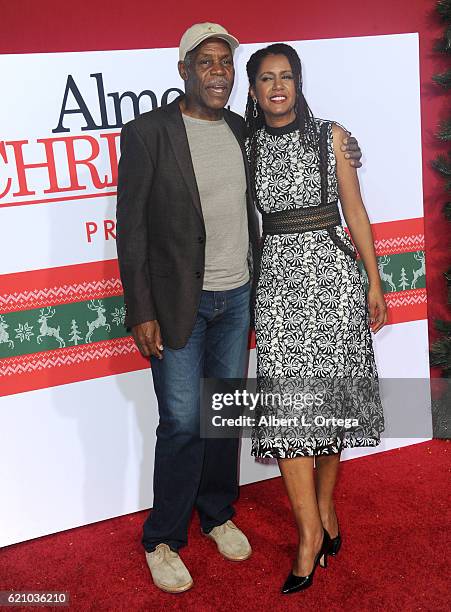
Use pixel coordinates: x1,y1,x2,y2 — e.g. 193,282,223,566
270,95,287,103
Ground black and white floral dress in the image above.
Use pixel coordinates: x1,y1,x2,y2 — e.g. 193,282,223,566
250,119,384,458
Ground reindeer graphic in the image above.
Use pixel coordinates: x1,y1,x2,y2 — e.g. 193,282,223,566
359,264,369,287
0,315,14,349
377,256,397,292
37,307,66,348
411,252,426,289
85,300,111,343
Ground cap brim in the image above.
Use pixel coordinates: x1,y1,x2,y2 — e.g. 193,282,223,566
180,33,239,60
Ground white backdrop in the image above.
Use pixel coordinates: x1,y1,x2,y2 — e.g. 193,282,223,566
0,34,429,547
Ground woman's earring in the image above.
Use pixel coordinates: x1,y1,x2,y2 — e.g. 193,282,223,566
253,98,258,118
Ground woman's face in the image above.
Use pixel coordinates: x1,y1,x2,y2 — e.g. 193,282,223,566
251,53,297,126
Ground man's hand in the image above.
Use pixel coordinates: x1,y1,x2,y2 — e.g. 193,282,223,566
132,320,164,359
340,135,362,168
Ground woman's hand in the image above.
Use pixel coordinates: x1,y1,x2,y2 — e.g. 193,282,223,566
367,284,387,333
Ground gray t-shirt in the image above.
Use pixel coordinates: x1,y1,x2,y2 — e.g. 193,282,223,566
182,114,249,291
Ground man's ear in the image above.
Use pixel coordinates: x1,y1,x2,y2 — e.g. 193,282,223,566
178,60,188,81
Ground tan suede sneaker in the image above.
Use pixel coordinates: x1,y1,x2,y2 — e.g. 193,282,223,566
145,544,193,593
202,520,252,561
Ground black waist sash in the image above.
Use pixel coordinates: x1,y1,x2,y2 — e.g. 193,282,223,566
262,201,341,235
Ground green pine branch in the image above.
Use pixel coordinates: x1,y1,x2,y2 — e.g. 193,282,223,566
430,337,451,373
433,38,451,53
446,269,451,303
437,0,451,20
437,119,451,140
435,319,451,334
431,153,451,175
432,153,451,190
431,0,451,378
433,69,451,88
434,23,451,52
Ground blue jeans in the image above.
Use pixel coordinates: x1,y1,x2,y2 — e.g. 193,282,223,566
142,281,250,552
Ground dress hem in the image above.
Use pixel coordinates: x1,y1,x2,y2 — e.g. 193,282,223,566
251,437,381,458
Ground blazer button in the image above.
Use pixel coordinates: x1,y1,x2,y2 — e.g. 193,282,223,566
197,236,204,243
195,272,201,278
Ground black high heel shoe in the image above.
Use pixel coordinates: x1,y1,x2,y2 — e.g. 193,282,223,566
324,523,342,556
281,529,330,594
328,531,342,556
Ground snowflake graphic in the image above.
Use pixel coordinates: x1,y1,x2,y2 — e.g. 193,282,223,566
111,306,126,327
15,322,34,342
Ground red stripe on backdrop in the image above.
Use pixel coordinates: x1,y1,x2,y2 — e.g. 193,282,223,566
0,338,149,397
0,259,122,309
386,290,427,325
0,1,437,54
370,218,425,255
370,218,424,243
1,0,448,374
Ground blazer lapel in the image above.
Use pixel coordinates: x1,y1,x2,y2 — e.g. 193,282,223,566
165,97,204,225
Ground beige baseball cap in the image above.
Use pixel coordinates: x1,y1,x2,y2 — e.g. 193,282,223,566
179,22,239,61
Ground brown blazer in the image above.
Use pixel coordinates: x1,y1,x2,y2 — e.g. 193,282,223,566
116,95,261,349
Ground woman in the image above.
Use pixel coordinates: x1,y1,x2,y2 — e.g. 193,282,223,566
245,44,386,594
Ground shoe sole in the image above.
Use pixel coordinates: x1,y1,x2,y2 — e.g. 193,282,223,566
219,549,252,562
202,532,252,561
154,579,194,594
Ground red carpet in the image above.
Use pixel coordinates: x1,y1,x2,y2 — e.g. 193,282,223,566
1,440,449,611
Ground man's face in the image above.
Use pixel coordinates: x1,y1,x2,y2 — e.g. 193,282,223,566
179,38,235,111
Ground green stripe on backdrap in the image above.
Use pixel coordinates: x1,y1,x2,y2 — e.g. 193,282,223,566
0,297,128,359
0,250,426,359
359,251,426,293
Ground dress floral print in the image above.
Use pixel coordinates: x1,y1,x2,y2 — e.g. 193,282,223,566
249,119,384,458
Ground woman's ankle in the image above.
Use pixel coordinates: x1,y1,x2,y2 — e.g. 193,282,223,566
319,505,338,536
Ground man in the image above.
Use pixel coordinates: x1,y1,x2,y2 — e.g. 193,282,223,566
116,22,362,594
